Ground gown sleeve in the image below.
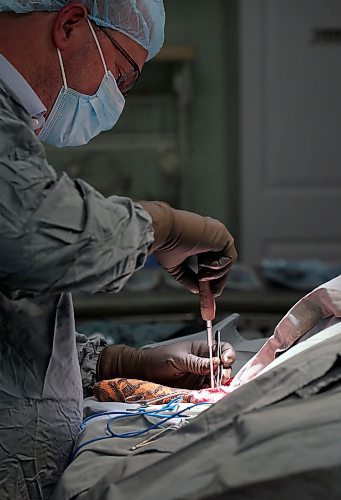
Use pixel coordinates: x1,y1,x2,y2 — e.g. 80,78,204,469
0,82,154,295
76,332,108,397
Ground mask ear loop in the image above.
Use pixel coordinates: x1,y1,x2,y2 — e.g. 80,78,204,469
57,48,68,89
87,18,108,74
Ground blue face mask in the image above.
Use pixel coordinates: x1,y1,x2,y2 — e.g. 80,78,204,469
38,20,125,147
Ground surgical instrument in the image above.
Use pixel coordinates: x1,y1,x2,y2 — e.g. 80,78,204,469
130,426,178,451
125,391,189,406
215,329,223,388
199,281,216,389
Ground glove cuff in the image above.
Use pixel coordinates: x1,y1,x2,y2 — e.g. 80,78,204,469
138,201,175,251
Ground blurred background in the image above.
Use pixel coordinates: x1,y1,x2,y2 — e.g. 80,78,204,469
46,0,341,345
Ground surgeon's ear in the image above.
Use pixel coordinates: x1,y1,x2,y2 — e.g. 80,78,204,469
52,2,88,50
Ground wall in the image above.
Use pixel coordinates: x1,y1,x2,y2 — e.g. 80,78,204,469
164,0,239,235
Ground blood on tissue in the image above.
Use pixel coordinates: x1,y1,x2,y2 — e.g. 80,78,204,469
189,377,234,404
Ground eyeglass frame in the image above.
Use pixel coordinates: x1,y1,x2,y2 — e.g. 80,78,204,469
98,26,141,96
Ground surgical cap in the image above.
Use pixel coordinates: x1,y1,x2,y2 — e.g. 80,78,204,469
0,0,165,60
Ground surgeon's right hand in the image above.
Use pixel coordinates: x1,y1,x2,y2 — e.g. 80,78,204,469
139,201,237,297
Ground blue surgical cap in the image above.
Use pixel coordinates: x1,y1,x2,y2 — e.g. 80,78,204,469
0,0,165,60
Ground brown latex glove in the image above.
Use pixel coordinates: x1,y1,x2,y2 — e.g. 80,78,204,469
98,340,236,390
139,201,237,296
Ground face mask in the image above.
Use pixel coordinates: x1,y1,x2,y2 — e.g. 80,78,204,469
39,20,125,147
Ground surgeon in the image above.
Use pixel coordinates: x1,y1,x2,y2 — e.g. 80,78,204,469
0,1,237,498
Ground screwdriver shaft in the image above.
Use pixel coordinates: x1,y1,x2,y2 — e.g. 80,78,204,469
206,320,214,389
199,281,216,390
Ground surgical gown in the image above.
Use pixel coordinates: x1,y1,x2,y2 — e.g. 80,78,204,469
0,80,154,499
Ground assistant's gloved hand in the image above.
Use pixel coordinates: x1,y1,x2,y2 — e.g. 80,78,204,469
139,201,237,296
98,340,236,390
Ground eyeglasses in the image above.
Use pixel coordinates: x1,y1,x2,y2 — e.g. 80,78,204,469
99,27,141,97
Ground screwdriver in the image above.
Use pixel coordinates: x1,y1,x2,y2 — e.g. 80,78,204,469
198,281,216,389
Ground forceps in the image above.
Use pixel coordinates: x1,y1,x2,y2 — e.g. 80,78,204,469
215,329,223,388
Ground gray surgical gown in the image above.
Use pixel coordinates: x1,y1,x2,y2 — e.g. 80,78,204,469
0,80,154,500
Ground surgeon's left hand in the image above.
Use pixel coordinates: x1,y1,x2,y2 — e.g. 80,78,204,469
98,340,235,390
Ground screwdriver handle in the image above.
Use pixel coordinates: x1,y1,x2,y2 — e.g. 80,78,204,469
198,281,216,321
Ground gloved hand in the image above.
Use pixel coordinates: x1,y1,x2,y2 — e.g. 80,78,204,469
139,201,237,296
98,340,235,390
